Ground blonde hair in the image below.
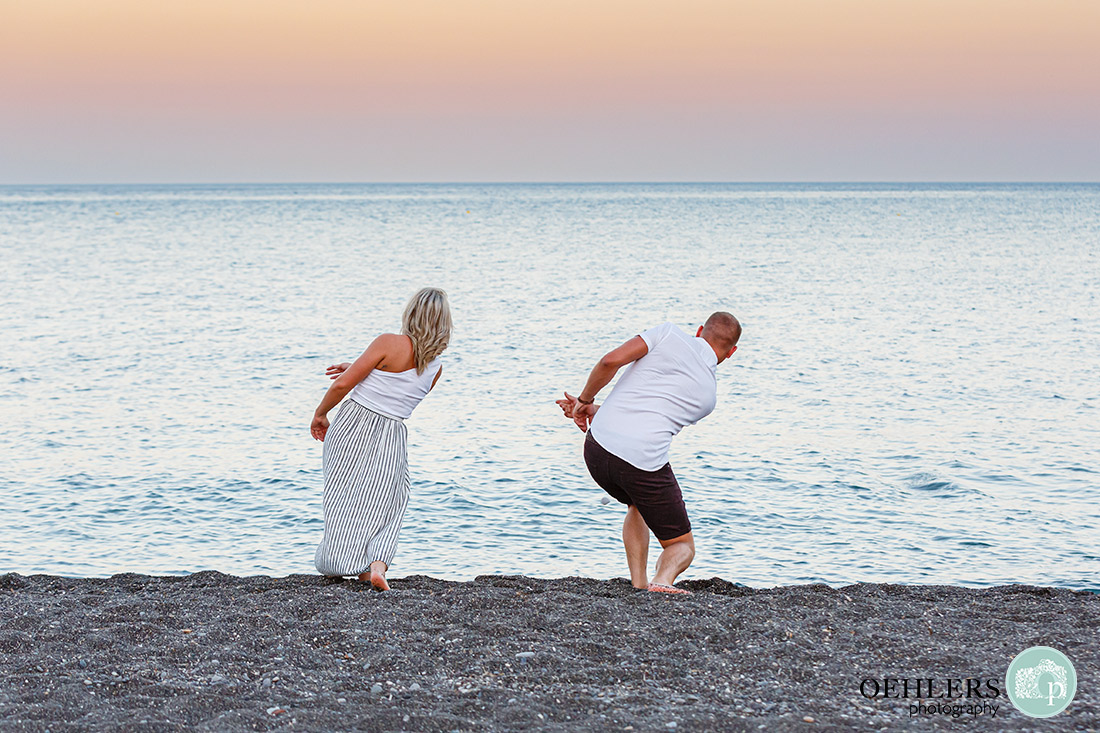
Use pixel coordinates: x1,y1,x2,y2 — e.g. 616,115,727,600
401,287,452,374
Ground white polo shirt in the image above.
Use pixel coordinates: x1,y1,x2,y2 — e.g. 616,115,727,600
589,322,718,471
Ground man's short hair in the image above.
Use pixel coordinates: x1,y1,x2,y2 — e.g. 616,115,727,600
702,311,741,351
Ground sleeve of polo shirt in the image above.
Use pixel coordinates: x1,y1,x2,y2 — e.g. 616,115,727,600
639,321,675,352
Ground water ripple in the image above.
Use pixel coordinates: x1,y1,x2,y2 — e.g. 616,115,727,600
1,183,1097,588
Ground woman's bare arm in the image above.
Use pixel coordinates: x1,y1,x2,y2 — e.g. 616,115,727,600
310,335,396,440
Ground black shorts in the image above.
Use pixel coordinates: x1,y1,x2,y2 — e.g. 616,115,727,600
583,432,691,541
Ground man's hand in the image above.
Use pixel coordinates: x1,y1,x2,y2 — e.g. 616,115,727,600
555,392,578,419
572,402,598,432
557,391,599,432
310,413,330,441
325,362,351,379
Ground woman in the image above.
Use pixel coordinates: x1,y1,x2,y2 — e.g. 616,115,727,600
310,287,451,591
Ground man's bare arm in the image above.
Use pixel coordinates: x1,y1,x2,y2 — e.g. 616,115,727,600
577,336,649,403
567,336,649,431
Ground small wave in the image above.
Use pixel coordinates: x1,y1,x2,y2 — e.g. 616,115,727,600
909,479,962,493
979,472,1021,483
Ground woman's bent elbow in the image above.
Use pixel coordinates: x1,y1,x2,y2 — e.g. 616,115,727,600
330,379,355,395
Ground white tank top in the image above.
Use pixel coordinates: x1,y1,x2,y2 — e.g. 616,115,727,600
347,358,442,420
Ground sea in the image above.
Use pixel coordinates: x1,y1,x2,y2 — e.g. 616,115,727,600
1,183,1097,589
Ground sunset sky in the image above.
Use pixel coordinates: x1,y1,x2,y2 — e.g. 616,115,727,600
2,0,1098,183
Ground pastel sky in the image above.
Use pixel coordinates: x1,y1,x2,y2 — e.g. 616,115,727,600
2,0,1098,183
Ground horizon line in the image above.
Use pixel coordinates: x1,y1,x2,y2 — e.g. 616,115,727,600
2,180,1099,187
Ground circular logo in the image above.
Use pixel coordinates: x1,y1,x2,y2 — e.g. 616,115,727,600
1005,646,1077,718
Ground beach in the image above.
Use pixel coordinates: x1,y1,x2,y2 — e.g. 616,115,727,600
2,573,1096,731
5,4,1099,732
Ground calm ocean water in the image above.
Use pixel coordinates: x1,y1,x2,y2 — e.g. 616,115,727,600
1,183,1097,588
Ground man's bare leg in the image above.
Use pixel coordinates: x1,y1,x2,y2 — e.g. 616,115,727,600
622,506,650,589
651,532,695,587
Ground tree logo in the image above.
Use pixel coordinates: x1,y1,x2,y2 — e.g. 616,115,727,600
1005,646,1076,718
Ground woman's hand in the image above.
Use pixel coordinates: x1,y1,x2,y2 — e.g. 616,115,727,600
325,362,351,379
310,413,330,441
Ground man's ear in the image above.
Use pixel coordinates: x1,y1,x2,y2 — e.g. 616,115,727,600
726,345,738,358
696,325,704,337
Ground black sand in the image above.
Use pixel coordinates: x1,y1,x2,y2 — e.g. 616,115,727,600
1,573,1096,731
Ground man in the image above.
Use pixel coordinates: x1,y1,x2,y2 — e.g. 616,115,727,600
557,312,741,594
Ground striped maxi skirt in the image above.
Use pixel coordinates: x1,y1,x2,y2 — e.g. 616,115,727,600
314,400,410,576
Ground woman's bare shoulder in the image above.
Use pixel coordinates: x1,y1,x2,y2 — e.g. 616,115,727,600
362,332,411,358
371,332,408,346
370,332,415,371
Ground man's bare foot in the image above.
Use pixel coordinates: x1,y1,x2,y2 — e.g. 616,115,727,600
369,561,390,591
356,571,371,583
648,582,692,595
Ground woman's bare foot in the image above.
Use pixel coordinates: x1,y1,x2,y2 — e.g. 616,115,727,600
369,561,390,591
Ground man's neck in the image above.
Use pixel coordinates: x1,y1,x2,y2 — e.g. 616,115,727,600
700,336,724,364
